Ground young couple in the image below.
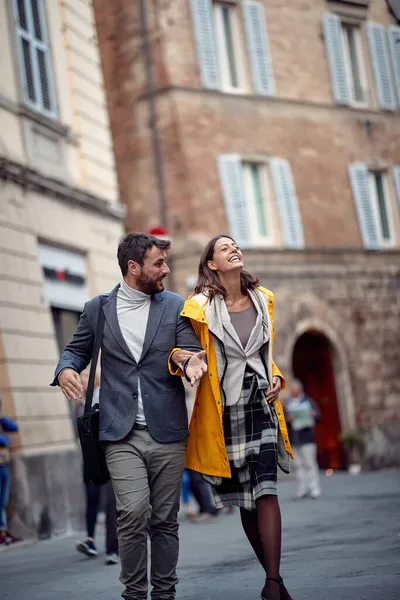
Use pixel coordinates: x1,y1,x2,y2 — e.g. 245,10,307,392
53,232,294,600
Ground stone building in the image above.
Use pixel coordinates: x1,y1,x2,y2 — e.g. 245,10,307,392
94,0,400,469
0,0,123,535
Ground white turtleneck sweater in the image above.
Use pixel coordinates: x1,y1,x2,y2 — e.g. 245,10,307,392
116,279,151,425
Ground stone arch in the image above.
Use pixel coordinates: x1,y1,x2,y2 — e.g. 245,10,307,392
275,292,356,434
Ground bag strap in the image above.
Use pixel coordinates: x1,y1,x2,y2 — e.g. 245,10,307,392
83,294,109,418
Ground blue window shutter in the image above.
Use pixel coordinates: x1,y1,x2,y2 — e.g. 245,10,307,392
190,0,220,90
242,0,275,96
388,26,400,107
217,155,251,248
270,158,304,249
393,167,400,217
367,22,396,111
348,164,379,249
322,13,350,105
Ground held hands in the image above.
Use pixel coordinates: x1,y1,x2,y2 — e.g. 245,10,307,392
59,369,84,401
185,350,208,387
266,376,282,405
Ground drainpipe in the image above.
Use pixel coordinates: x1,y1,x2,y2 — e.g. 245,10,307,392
139,0,168,231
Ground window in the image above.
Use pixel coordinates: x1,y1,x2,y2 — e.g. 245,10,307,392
14,0,56,117
323,14,398,110
348,163,397,249
51,308,80,354
217,155,304,249
213,2,246,91
190,0,275,95
368,172,394,246
242,163,271,243
341,23,367,104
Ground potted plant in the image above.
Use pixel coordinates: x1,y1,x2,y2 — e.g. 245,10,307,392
340,429,365,475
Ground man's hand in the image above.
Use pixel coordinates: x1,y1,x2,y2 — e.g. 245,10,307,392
185,351,208,387
171,349,195,370
266,376,282,405
59,369,84,401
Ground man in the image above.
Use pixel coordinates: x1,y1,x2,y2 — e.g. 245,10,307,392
284,380,321,499
52,233,207,600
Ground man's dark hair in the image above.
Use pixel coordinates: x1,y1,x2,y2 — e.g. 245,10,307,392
117,232,171,276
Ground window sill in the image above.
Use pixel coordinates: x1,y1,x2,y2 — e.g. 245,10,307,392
18,104,77,144
19,105,78,181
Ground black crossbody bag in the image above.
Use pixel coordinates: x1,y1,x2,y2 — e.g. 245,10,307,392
77,294,110,485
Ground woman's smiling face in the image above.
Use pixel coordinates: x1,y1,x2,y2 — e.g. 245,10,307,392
208,237,244,274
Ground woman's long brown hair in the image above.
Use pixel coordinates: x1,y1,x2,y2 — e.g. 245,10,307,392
193,235,260,298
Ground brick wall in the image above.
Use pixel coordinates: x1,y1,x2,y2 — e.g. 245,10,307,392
94,0,400,239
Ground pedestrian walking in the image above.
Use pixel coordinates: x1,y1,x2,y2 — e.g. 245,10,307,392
284,380,321,499
52,233,207,600
188,469,217,522
180,469,195,518
180,235,294,600
74,369,119,564
0,394,20,546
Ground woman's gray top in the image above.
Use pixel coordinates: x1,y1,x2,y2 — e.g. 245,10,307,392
228,303,258,349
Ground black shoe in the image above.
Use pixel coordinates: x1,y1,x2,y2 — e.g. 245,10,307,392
261,576,294,600
76,538,98,557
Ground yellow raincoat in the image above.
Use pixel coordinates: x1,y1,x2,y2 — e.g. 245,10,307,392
169,287,294,478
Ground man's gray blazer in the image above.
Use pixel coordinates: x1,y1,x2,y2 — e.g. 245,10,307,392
52,284,202,443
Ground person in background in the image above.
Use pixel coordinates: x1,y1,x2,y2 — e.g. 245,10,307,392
284,380,321,499
181,470,196,518
188,469,217,522
0,394,20,546
75,369,119,565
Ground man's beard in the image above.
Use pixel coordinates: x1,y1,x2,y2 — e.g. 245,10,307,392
136,274,165,295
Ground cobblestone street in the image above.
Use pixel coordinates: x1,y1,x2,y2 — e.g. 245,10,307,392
1,470,399,600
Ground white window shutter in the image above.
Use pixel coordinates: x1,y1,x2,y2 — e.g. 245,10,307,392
393,167,400,216
388,26,400,106
322,13,350,105
348,164,379,249
242,0,275,96
217,155,251,248
14,0,56,116
190,0,220,90
270,158,304,249
367,22,396,110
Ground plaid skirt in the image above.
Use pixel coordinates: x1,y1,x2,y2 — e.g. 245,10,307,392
212,373,278,511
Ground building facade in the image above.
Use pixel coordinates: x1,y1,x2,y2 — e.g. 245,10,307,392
94,0,400,469
0,0,124,536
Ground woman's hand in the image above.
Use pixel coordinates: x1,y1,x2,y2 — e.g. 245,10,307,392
185,351,208,387
266,376,282,404
171,349,194,370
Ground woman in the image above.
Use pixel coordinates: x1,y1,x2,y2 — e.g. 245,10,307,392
179,235,294,600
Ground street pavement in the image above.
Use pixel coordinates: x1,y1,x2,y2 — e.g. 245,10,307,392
1,470,399,600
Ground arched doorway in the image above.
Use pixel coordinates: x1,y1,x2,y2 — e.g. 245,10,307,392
292,330,345,470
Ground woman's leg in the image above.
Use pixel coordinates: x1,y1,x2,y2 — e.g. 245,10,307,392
257,495,282,600
240,508,265,569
